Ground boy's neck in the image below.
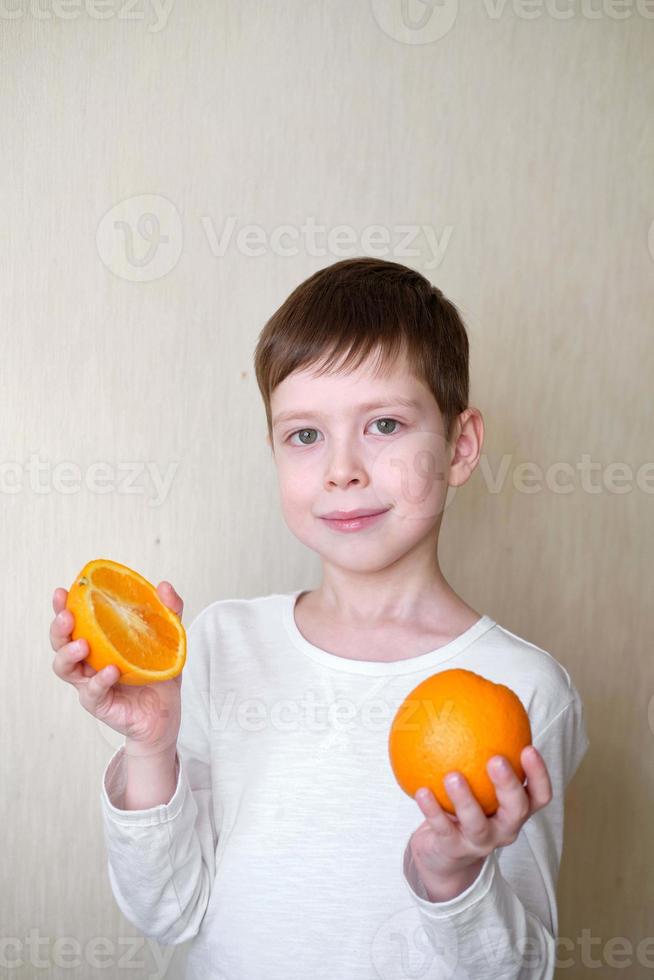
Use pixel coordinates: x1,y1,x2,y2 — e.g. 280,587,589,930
298,572,481,634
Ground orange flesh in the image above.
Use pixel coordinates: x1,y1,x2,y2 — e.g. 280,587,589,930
87,566,179,670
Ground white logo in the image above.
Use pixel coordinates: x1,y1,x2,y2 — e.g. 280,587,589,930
370,429,459,522
370,0,459,43
370,905,459,977
96,193,182,282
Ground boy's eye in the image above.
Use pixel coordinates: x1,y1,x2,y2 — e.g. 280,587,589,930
288,428,319,446
371,418,401,436
286,418,403,446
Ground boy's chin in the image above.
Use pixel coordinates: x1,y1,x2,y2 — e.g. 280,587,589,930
295,534,411,573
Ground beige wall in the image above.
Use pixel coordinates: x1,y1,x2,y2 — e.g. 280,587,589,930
2,2,652,977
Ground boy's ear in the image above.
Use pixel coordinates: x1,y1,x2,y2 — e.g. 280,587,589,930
448,408,484,487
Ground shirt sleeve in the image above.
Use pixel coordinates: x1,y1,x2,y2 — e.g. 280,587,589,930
402,692,590,979
99,612,218,945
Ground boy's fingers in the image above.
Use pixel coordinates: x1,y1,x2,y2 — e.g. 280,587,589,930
84,664,120,705
521,747,553,812
157,581,184,619
52,638,89,683
49,607,75,652
50,588,71,649
52,587,67,614
415,788,459,836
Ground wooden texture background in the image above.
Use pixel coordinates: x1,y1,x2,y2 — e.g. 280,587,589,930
2,2,653,977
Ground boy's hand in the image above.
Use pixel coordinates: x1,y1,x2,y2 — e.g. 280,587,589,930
50,581,185,756
409,747,553,901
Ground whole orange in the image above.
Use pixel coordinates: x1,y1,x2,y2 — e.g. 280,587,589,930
388,668,532,816
66,558,186,686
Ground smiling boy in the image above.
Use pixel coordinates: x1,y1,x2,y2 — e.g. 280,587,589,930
96,257,590,978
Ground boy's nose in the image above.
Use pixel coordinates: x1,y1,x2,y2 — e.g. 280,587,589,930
323,440,370,487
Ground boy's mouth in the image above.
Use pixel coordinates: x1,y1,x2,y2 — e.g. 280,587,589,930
320,508,388,520
318,508,390,533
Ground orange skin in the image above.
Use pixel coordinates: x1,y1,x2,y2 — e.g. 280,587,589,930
410,746,553,898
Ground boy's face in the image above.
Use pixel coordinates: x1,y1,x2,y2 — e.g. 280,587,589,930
267,346,474,575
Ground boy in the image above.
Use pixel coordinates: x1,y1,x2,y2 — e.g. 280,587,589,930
51,257,589,978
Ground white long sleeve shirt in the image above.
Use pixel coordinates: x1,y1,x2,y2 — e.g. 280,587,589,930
100,589,590,979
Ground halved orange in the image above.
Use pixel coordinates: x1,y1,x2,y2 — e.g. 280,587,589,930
65,558,186,686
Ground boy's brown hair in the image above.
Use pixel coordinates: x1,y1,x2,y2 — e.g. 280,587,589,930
254,257,470,447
